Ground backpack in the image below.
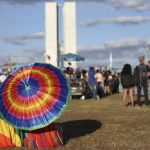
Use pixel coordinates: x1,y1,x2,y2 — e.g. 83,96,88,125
133,67,139,86
138,64,148,83
83,84,93,99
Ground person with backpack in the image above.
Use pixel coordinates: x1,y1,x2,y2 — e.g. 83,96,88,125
133,56,149,107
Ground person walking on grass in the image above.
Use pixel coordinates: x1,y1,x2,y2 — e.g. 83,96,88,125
121,64,135,107
133,56,149,107
86,67,97,99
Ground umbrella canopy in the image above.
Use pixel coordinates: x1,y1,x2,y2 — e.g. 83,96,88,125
0,63,71,130
57,53,85,61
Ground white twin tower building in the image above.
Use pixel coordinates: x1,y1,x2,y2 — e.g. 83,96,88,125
45,2,77,68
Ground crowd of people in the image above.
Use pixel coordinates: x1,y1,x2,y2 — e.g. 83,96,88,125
63,56,150,108
83,67,120,100
63,66,121,100
0,67,16,85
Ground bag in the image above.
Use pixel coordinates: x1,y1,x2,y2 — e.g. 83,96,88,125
83,84,93,99
133,67,139,86
138,64,148,83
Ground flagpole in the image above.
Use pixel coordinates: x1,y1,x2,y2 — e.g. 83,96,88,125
109,50,113,71
8,55,12,71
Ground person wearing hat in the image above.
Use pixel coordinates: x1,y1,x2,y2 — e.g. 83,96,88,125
133,56,149,107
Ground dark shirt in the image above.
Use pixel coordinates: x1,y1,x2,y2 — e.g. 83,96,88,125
133,64,149,86
147,66,150,72
121,74,134,89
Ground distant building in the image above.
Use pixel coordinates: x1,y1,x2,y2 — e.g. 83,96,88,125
45,2,58,67
45,2,77,68
63,2,77,68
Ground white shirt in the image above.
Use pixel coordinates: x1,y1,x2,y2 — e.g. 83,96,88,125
0,75,7,83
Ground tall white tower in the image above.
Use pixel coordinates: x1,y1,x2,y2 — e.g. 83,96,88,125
63,2,77,68
45,2,58,67
45,2,77,68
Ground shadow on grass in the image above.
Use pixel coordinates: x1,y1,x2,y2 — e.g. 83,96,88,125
62,119,102,144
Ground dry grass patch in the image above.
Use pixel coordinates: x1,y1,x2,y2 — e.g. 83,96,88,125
5,94,150,150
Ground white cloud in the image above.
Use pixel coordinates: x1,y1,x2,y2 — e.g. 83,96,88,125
0,22,8,28
79,16,150,27
78,38,150,52
1,38,150,68
0,56,9,63
104,38,149,49
4,39,25,45
65,0,150,11
9,54,44,64
78,45,105,51
108,0,150,11
1,0,150,11
7,47,45,64
1,0,56,7
0,47,45,64
0,32,45,45
77,38,150,68
23,47,45,56
11,55,34,64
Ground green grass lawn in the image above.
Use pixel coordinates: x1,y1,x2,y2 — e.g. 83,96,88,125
8,94,150,150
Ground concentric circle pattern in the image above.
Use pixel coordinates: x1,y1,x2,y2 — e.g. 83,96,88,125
0,63,71,130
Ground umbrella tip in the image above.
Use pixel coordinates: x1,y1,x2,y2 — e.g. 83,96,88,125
25,84,31,91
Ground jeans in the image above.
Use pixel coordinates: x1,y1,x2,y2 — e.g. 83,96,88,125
89,83,97,99
137,83,149,105
97,82,104,98
148,79,150,100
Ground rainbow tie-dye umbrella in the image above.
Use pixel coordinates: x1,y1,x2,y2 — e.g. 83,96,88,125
0,63,71,131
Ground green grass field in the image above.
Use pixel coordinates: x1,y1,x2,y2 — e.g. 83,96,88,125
8,94,150,150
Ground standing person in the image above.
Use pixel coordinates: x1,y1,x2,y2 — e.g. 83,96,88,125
95,70,104,99
104,71,110,96
64,70,70,79
121,64,135,107
118,73,123,94
147,60,150,100
133,56,149,107
112,75,119,94
147,76,150,100
75,68,81,80
147,60,150,74
108,71,113,95
86,67,97,99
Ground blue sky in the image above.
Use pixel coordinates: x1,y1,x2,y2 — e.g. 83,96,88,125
0,0,150,68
